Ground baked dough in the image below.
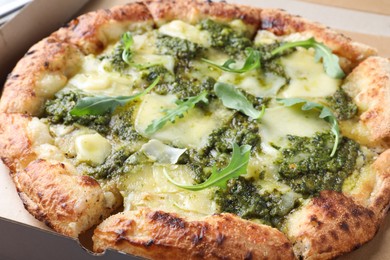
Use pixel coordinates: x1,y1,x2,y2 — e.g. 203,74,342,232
0,0,389,259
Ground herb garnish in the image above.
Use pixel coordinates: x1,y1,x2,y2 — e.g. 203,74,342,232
271,38,345,79
277,98,340,157
202,38,344,79
164,143,251,191
145,91,209,135
202,48,261,73
70,77,160,116
214,82,265,119
121,32,134,65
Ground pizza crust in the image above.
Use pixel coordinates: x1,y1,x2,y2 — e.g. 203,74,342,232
0,0,388,259
93,208,295,260
285,190,379,259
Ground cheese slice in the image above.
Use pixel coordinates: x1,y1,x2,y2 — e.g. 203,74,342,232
75,133,112,165
135,94,232,149
159,20,211,47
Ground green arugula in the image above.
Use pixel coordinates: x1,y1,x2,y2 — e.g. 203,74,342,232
121,32,134,65
271,38,345,79
214,82,265,119
201,48,261,73
70,77,160,116
202,38,344,79
164,143,251,191
145,91,209,135
277,97,340,157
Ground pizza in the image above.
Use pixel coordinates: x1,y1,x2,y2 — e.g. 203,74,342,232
0,0,389,259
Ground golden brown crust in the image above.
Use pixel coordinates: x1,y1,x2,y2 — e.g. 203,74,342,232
14,159,112,238
285,191,379,259
93,208,295,260
342,57,390,148
0,36,82,116
0,113,34,171
0,1,388,259
143,0,262,35
260,9,377,71
54,2,155,54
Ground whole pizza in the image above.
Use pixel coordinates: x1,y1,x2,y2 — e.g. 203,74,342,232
0,0,389,259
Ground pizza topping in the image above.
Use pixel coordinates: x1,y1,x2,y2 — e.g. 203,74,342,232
202,48,261,73
271,37,345,79
276,132,360,196
75,133,112,165
215,177,301,228
214,82,265,119
69,76,160,116
326,89,358,120
156,34,202,62
164,143,251,191
145,91,209,135
277,98,340,156
141,139,186,164
199,19,252,56
44,91,111,135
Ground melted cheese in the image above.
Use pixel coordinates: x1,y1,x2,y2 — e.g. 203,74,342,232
135,94,232,148
279,50,341,98
159,20,211,47
75,133,112,165
119,164,217,219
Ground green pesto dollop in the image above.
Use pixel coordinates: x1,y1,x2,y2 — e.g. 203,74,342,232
326,89,358,120
199,19,252,56
276,132,360,196
215,177,300,228
179,113,262,183
85,146,133,179
110,105,144,143
44,91,111,135
156,34,202,61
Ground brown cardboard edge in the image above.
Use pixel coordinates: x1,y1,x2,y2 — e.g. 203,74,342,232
298,0,390,16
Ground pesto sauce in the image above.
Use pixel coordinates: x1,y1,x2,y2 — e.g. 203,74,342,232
179,113,262,183
100,39,129,72
276,132,360,196
85,146,133,179
215,177,300,228
110,105,144,143
156,34,202,61
199,19,252,56
44,91,111,135
326,89,358,120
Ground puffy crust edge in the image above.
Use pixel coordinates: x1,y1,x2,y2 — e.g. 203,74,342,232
342,56,390,148
0,113,118,238
93,208,295,260
285,190,379,259
259,8,377,71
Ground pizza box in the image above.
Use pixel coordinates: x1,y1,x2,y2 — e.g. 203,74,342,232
0,0,389,259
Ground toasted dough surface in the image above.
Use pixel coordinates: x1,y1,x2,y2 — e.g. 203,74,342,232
93,208,295,260
0,1,389,259
285,191,379,259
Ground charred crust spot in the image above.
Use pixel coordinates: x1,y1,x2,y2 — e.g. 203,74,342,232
216,233,225,246
25,50,36,56
115,229,129,244
320,234,327,242
43,61,50,68
330,230,339,241
339,221,350,232
149,211,186,229
145,239,154,247
244,251,253,260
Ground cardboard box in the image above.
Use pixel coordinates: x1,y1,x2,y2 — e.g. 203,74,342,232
0,0,389,259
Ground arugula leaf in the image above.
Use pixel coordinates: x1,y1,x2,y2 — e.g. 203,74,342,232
214,82,265,119
277,97,340,157
70,77,160,116
201,48,261,73
164,143,251,191
145,91,209,135
271,38,345,79
121,32,134,65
